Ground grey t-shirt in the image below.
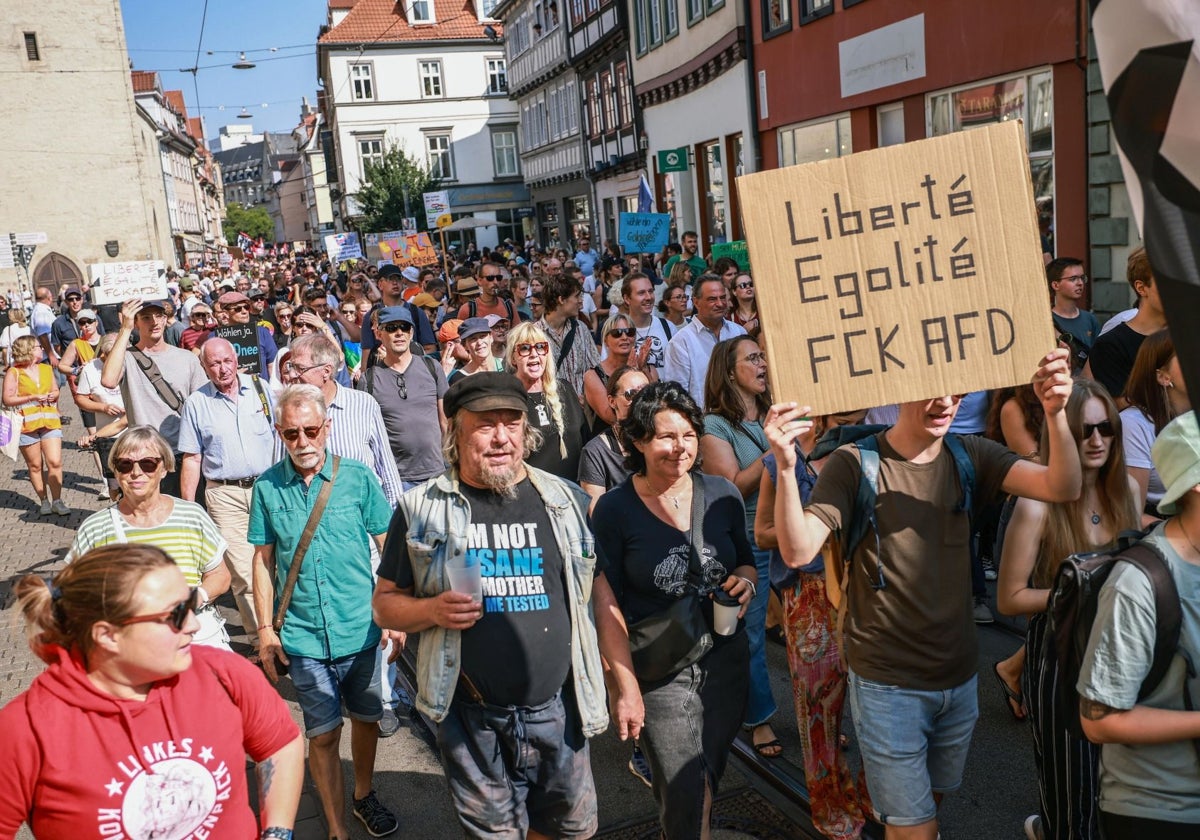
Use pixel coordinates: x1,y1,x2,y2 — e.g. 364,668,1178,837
1077,523,1200,822
356,357,448,483
119,344,208,450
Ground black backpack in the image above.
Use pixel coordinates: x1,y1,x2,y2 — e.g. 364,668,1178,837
1047,531,1196,743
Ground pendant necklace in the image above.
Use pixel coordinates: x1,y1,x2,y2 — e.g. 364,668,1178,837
643,475,683,509
1090,508,1101,526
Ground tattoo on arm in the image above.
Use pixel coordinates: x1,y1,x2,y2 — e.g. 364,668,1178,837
1080,697,1119,720
257,757,276,798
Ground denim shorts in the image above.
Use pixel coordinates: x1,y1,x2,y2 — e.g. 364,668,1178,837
437,689,597,840
19,427,61,446
847,671,978,827
288,647,382,738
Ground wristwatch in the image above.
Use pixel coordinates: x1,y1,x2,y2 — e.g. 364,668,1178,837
261,829,293,840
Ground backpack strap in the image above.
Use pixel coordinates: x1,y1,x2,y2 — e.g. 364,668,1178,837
467,299,477,318
1120,542,1183,700
943,434,976,516
422,353,439,380
364,365,376,396
658,316,673,340
846,435,884,590
556,318,578,368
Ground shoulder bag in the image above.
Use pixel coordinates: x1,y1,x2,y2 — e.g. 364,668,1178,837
273,455,341,631
626,473,714,682
128,348,184,413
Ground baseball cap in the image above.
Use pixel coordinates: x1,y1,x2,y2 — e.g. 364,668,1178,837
443,372,528,417
1154,411,1200,515
402,266,421,283
485,313,509,328
377,306,414,326
411,292,440,309
77,309,98,322
378,264,404,280
438,318,463,343
457,317,491,342
179,276,195,291
247,288,266,300
139,299,169,311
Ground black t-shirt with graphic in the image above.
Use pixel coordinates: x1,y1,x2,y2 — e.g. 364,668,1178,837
593,472,752,625
524,391,584,481
379,478,572,706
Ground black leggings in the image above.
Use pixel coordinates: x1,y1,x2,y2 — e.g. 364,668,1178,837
1102,810,1198,839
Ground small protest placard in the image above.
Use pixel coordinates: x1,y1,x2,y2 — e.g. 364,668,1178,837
89,261,168,306
618,212,671,254
365,232,438,268
737,120,1055,415
710,240,750,271
213,323,261,375
324,232,363,262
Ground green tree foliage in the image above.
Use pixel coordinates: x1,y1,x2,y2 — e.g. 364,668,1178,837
223,203,274,244
356,145,438,233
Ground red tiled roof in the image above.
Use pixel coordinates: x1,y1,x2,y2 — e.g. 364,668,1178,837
165,90,188,118
131,70,158,93
319,0,501,44
188,117,205,143
329,0,360,7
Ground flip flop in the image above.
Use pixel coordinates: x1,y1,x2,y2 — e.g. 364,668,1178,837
993,663,1026,720
753,738,783,758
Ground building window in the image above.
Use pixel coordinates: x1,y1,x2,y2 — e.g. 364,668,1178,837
777,115,851,167
664,0,679,37
570,0,585,27
649,0,663,44
615,63,633,127
409,0,434,23
634,0,648,53
349,64,374,101
24,32,40,61
587,78,601,138
486,58,508,95
706,0,723,13
479,0,500,18
539,200,560,247
686,0,703,26
419,60,444,98
358,137,385,175
799,0,831,24
567,196,591,241
534,0,560,34
600,71,617,134
426,133,454,179
762,0,790,36
877,103,904,147
492,129,520,177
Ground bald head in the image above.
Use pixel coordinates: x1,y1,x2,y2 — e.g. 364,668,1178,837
200,338,239,393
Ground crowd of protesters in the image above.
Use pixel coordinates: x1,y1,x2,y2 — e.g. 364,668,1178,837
0,234,1197,840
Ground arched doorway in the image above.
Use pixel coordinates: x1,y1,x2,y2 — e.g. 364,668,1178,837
31,252,84,298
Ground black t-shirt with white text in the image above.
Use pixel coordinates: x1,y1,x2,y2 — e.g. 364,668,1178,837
379,478,572,706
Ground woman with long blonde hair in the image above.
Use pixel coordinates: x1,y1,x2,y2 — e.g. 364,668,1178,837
998,379,1140,840
504,321,585,479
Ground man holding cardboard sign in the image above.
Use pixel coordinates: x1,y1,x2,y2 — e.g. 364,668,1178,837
742,122,1082,838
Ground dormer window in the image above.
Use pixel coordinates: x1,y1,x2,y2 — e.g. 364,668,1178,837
479,0,500,20
408,0,435,25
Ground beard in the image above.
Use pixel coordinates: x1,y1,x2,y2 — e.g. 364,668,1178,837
477,459,522,500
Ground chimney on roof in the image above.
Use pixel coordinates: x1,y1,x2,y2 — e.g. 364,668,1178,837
301,96,312,116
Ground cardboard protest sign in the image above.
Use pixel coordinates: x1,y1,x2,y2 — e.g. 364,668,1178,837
618,212,671,253
89,261,168,306
324,232,363,262
710,240,750,271
365,232,438,268
737,120,1056,415
213,323,262,375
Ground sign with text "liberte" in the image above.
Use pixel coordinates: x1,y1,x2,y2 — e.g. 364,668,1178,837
738,120,1055,415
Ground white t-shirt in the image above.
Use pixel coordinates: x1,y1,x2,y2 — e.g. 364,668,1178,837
599,315,675,370
0,323,31,349
1120,405,1164,503
1100,308,1138,336
76,359,126,411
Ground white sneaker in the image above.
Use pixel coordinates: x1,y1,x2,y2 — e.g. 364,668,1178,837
38,498,52,516
51,499,70,516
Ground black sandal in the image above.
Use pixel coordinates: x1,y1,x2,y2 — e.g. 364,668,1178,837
992,663,1026,720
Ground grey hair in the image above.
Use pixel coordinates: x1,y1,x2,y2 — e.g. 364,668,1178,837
442,411,543,467
290,332,342,369
276,383,328,421
109,425,175,473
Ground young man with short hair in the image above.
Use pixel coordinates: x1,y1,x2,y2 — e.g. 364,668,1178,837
1084,247,1167,400
663,231,707,278
536,274,600,398
1048,257,1100,373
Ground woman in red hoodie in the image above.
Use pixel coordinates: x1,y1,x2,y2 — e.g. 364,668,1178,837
0,544,305,840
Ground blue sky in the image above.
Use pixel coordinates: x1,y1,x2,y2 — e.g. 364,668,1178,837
120,0,329,142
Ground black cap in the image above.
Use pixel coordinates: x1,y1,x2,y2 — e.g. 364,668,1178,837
443,372,528,417
377,264,403,279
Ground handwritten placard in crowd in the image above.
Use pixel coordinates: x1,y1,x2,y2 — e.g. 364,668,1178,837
710,240,750,271
324,232,363,262
738,120,1055,415
618,213,671,254
365,231,438,268
88,261,168,306
212,323,261,375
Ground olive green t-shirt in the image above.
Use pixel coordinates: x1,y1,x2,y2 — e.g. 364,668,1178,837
808,432,1018,689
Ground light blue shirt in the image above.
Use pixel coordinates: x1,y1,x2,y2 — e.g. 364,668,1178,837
327,382,403,507
574,248,600,278
178,373,278,480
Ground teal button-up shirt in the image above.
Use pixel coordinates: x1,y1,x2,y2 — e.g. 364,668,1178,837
248,450,392,660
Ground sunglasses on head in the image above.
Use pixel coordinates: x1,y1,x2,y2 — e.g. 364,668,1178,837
608,327,637,339
381,321,413,334
1082,420,1115,439
118,588,200,633
114,456,163,475
279,424,325,442
516,342,550,357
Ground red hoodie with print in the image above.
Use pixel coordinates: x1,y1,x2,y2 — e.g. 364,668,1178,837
0,643,297,839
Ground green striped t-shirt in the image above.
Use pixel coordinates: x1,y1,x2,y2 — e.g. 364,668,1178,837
66,499,227,585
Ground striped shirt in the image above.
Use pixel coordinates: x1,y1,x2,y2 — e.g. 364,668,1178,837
66,499,227,585
327,382,403,507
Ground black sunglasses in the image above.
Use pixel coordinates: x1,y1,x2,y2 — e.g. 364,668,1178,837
1082,420,1116,439
608,327,637,339
118,588,200,632
114,456,163,475
77,319,96,326
65,295,82,302
381,321,414,334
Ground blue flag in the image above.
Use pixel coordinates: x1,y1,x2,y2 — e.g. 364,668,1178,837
637,174,654,214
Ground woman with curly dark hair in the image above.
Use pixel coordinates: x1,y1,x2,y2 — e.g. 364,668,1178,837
593,381,756,839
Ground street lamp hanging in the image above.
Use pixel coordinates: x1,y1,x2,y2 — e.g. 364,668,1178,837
232,52,256,70
237,107,253,120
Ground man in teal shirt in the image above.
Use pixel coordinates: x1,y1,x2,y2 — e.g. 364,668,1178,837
250,383,400,839
662,230,708,279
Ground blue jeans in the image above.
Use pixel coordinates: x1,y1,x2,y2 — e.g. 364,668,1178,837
743,546,777,727
289,647,382,738
848,671,978,826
